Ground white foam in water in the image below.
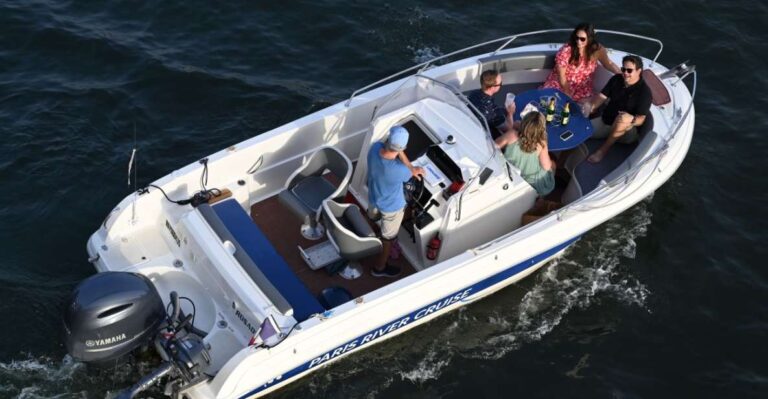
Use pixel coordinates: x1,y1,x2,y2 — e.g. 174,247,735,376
297,320,461,396
362,376,394,399
0,355,86,398
397,317,462,385
472,200,655,360
305,365,397,399
0,354,156,399
398,347,453,384
0,355,81,382
409,46,443,64
17,386,86,399
281,200,655,396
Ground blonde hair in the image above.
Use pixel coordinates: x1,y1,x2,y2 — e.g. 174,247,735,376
518,111,547,153
480,70,500,90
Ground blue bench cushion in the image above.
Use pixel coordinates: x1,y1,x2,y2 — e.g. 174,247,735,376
574,139,638,195
203,199,324,322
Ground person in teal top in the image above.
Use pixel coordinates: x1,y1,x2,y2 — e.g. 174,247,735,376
495,111,556,197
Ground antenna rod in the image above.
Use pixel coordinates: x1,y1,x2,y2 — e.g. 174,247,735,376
130,123,138,224
127,149,136,186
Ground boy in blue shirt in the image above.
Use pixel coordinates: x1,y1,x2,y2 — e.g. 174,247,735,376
367,126,424,277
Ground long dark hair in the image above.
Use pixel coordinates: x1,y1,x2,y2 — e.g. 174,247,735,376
568,22,600,65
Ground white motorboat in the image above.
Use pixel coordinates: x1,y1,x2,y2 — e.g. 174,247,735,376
63,29,696,398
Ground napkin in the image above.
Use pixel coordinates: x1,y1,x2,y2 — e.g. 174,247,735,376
519,103,539,118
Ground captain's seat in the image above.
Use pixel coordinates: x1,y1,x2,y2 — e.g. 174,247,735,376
321,199,382,273
278,147,352,240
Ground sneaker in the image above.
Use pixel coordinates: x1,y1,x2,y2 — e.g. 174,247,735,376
371,264,401,278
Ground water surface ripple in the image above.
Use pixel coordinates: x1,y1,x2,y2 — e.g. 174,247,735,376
0,1,765,398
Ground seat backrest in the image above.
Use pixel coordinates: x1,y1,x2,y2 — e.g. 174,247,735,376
642,70,671,106
285,146,353,204
298,147,351,181
478,51,557,73
322,200,382,261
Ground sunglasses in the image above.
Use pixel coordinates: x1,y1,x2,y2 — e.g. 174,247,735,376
621,67,636,73
576,36,588,42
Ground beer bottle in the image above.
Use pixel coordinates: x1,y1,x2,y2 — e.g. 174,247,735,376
561,102,570,126
546,98,555,123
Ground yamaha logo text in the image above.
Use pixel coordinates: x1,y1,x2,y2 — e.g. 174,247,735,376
85,333,127,347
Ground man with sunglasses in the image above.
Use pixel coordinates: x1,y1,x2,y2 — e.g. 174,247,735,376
585,54,652,163
467,70,515,140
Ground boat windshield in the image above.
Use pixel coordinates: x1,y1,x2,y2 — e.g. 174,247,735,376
371,75,496,158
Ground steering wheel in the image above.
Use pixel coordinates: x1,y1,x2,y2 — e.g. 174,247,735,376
403,176,425,208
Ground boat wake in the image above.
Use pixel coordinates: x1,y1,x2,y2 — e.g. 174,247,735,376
0,355,83,398
472,196,654,360
281,198,654,398
0,354,161,399
6,200,654,399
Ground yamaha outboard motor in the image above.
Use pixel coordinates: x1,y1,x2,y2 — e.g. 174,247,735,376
63,272,165,363
65,272,213,398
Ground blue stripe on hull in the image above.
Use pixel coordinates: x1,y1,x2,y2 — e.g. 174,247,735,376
238,236,580,398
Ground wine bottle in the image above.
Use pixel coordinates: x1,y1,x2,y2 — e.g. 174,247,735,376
546,98,555,123
561,102,570,125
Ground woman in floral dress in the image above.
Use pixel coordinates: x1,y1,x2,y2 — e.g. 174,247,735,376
541,23,621,101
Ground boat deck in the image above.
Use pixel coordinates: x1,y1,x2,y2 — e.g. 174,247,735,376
250,196,416,299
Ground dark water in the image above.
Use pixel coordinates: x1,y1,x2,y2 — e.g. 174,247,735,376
1,0,766,398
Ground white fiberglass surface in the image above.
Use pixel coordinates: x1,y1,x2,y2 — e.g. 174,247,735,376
372,75,495,154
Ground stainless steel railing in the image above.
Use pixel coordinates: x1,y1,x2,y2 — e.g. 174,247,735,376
345,28,665,107
473,68,696,250
580,69,696,194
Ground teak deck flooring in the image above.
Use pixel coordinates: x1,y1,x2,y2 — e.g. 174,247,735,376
250,196,416,299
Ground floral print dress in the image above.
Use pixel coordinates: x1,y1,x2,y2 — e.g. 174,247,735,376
541,44,598,101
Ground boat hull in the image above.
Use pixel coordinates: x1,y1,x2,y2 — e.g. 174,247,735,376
201,238,577,399
81,33,695,398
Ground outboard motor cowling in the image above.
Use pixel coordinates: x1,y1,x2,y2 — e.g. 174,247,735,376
64,272,165,363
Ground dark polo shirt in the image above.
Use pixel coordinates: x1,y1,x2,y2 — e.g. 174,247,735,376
467,90,506,128
601,74,652,126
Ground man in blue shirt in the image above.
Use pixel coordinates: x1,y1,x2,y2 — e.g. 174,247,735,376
367,126,424,277
467,70,515,139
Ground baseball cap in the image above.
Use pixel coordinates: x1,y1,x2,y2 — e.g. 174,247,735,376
386,126,409,152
